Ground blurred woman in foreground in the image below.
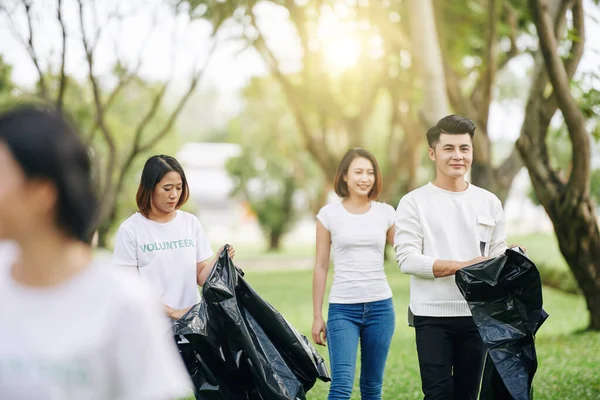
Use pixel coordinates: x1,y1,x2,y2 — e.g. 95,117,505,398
0,104,192,399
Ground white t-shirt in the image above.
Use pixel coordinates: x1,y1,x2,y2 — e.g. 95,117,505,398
0,257,193,400
0,241,17,265
394,182,507,317
317,201,395,304
111,211,214,311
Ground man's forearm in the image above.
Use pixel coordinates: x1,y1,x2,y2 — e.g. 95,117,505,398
433,256,488,278
432,259,463,278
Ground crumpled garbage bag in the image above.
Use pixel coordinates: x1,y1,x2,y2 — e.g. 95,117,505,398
455,247,549,400
174,246,331,399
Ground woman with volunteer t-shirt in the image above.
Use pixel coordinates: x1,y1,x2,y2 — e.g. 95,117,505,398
0,105,191,399
312,148,396,400
112,154,234,322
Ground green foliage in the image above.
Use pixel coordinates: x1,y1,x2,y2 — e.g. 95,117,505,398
93,79,180,245
225,76,322,250
526,70,600,208
546,125,573,174
0,0,205,248
573,72,600,141
176,0,246,33
528,184,541,206
0,55,13,98
179,0,427,201
2,71,179,245
227,153,298,250
591,169,600,207
36,75,180,245
495,68,530,103
438,0,533,77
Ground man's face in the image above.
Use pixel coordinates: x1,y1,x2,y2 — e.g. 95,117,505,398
428,133,473,179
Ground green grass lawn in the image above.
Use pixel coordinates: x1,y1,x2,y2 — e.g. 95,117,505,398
191,234,597,399
236,263,599,400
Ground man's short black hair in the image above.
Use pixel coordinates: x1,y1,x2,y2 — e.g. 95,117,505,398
426,114,476,148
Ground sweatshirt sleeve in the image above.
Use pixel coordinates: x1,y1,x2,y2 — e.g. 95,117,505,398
393,196,436,279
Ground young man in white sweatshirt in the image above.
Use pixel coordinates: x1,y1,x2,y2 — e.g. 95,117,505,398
394,114,507,400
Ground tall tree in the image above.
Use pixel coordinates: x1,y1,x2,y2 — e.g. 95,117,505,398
227,153,300,252
181,0,429,203
226,76,322,250
518,0,600,330
1,0,218,245
434,0,530,202
407,0,450,127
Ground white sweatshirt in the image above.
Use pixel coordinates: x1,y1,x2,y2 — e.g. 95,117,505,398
394,182,507,317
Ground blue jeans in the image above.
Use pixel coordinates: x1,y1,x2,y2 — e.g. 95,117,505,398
327,298,395,400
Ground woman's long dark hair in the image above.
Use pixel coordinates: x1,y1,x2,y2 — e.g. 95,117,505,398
0,104,98,243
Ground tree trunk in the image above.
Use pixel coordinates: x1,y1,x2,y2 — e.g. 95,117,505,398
434,0,525,203
96,222,111,249
551,198,600,329
268,231,282,252
96,204,119,249
519,0,599,330
519,135,600,330
486,182,511,206
471,161,496,195
471,160,521,204
407,0,450,126
530,187,600,329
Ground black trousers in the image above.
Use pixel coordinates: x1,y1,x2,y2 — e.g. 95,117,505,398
414,316,486,400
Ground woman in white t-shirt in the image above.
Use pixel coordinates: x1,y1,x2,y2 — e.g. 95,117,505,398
0,105,191,399
312,148,396,400
112,154,234,322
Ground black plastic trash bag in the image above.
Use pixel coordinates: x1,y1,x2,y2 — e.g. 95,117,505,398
174,246,331,399
455,248,549,400
174,297,250,400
